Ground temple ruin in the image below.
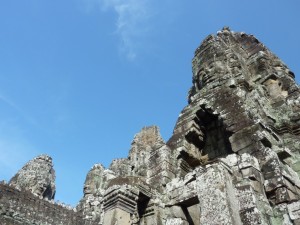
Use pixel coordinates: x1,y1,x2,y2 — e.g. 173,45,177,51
1,27,300,225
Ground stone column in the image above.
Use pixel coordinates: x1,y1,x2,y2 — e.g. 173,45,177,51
195,163,242,225
102,185,138,225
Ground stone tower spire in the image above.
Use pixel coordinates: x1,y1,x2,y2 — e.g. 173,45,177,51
9,154,56,200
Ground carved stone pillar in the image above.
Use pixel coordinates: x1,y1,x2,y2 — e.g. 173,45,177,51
195,164,242,225
102,185,138,225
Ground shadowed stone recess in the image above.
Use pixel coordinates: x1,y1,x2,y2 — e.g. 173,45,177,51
1,27,300,225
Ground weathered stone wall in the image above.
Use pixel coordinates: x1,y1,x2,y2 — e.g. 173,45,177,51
0,182,96,225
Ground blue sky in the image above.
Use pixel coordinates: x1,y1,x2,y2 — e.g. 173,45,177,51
0,0,299,206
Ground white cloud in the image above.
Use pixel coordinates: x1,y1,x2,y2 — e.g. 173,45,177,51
92,0,151,60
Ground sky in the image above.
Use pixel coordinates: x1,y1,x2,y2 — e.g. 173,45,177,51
0,0,299,206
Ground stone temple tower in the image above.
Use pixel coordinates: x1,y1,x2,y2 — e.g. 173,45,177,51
1,27,300,225
76,27,300,225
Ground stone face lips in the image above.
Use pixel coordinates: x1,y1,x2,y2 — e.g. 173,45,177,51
9,154,56,200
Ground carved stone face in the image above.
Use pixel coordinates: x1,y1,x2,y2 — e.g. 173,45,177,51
196,59,228,89
84,170,103,195
228,54,242,75
263,78,288,100
8,154,56,200
36,181,51,198
83,164,114,196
